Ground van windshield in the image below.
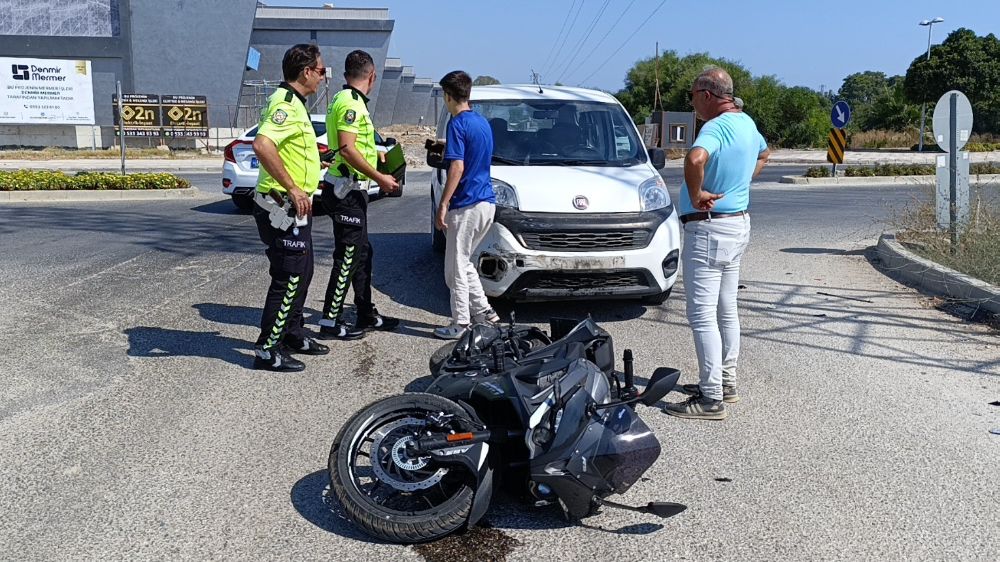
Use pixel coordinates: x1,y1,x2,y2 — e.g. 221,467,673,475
470,100,647,167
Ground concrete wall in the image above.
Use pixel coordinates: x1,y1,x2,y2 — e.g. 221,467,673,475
0,0,256,146
391,70,415,126
424,85,443,131
247,7,393,115
394,79,433,125
129,0,257,128
371,58,402,127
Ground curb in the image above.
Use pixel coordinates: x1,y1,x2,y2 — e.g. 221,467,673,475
876,232,1000,315
779,174,1000,185
0,186,207,202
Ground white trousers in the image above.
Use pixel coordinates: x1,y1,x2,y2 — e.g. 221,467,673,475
682,214,751,401
444,202,495,325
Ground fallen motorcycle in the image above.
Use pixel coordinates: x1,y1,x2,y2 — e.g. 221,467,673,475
328,317,684,543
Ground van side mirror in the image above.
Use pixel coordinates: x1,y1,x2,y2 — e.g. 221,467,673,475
648,148,666,170
639,367,680,406
425,138,448,170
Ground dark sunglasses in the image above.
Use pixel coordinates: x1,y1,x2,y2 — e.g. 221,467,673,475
687,88,731,102
309,66,327,77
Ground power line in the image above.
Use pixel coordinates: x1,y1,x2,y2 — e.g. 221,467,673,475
543,0,586,79
575,0,668,87
559,0,637,85
554,0,612,84
539,0,580,77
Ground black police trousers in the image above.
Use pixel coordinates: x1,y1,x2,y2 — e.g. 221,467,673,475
321,186,374,323
253,203,314,351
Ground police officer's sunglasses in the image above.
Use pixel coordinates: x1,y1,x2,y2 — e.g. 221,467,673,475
308,65,327,77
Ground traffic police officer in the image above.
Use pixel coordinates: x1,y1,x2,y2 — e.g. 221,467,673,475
317,49,400,339
251,44,330,372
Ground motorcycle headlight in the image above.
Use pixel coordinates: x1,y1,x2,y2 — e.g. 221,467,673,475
639,176,670,211
492,178,519,208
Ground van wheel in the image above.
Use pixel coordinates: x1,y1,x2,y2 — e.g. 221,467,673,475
641,288,672,305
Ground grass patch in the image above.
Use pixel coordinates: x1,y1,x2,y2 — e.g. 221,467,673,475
0,147,210,160
894,196,1000,286
849,129,919,149
804,163,1000,178
0,170,191,191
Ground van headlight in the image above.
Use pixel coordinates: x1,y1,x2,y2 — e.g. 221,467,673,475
639,176,670,211
492,178,519,208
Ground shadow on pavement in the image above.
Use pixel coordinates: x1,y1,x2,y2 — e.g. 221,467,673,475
124,326,251,368
0,200,259,257
190,199,247,215
290,469,384,544
780,247,867,256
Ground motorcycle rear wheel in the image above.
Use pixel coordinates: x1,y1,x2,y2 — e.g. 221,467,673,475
329,393,476,543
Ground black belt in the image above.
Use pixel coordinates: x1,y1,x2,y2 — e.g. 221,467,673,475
680,210,747,224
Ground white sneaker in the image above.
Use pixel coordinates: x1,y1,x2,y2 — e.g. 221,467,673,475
434,323,468,340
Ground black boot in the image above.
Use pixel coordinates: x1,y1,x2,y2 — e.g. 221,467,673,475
253,346,306,372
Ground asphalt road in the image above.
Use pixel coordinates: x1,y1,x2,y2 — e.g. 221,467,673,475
0,170,997,560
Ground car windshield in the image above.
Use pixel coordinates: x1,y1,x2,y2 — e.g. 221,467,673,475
470,100,647,167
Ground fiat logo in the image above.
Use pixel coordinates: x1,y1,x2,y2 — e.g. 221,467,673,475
573,195,589,210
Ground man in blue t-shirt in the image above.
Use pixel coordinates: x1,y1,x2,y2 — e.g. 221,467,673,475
433,70,498,339
662,67,769,421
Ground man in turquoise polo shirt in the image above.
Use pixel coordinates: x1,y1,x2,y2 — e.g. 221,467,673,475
663,67,769,420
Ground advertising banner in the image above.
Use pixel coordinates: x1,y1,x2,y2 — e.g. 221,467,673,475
0,57,96,125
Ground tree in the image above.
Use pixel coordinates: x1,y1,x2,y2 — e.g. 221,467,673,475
904,28,1000,134
473,75,501,86
838,71,891,108
614,52,830,147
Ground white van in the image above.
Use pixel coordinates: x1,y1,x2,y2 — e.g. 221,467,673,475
429,85,680,304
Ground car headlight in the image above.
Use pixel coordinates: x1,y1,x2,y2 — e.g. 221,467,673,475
639,176,670,211
492,178,519,208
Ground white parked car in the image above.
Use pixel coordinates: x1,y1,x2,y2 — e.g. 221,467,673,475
429,85,680,303
222,114,402,211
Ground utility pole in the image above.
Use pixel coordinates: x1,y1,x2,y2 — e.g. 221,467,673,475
917,17,944,152
653,42,663,111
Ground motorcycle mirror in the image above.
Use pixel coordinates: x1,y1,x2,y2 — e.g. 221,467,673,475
645,501,687,518
639,367,681,406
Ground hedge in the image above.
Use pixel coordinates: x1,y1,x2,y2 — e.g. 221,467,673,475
0,170,191,191
804,163,1000,178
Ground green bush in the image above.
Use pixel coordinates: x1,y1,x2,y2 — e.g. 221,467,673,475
965,142,1000,152
803,163,1000,178
0,170,190,191
804,166,831,177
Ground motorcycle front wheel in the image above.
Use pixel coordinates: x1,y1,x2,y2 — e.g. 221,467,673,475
329,393,476,543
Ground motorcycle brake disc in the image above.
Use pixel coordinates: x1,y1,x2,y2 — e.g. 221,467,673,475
369,416,448,492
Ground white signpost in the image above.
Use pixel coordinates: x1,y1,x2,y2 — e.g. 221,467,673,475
931,90,973,251
0,57,95,125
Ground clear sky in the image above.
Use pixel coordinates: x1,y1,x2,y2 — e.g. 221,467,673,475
264,0,998,93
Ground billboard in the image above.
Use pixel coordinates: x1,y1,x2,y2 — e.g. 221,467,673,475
0,57,96,125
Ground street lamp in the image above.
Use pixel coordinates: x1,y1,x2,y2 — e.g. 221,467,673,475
917,17,944,152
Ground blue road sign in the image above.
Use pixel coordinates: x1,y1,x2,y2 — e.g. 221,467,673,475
831,101,851,128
